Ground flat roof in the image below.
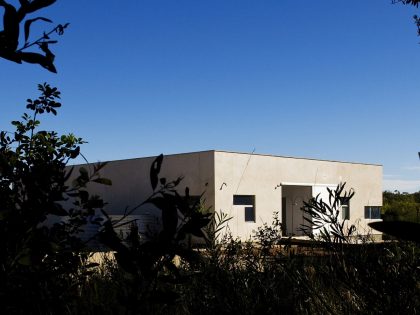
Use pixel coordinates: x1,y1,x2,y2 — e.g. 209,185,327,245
71,150,382,167
212,150,382,167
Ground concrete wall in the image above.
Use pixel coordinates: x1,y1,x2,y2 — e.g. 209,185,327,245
213,151,382,240
68,151,215,217
67,150,382,242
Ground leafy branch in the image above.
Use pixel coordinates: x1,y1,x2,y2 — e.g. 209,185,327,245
393,0,420,38
0,0,68,73
300,183,356,244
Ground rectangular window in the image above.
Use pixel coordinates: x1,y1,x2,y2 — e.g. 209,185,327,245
364,206,381,219
341,200,350,220
233,195,255,222
364,206,370,219
245,206,255,222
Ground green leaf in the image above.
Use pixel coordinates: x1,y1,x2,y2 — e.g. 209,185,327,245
17,251,32,266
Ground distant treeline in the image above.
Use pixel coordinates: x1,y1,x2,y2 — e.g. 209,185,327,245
383,190,420,222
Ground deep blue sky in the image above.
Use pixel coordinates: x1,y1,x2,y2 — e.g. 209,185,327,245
1,0,420,192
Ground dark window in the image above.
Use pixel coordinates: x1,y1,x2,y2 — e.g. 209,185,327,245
364,206,381,219
371,207,380,219
233,195,255,222
233,195,254,205
341,200,350,220
364,206,370,219
245,206,255,222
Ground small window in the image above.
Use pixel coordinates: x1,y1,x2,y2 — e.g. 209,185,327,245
364,206,381,219
341,200,350,220
233,195,255,222
245,206,255,222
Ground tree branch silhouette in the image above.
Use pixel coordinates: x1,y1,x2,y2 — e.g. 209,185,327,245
0,0,68,73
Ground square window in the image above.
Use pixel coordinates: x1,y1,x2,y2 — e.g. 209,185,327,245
233,195,255,222
365,206,382,219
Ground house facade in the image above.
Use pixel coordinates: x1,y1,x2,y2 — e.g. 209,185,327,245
72,150,383,240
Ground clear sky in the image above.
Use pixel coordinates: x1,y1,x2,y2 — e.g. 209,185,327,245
1,0,420,192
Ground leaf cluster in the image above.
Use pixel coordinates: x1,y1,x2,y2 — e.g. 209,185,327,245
382,189,420,222
393,0,420,6
300,183,356,244
0,83,110,313
394,0,420,38
0,0,68,72
97,155,214,312
0,83,216,312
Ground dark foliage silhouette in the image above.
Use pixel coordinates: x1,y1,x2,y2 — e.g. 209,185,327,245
368,220,420,242
394,0,420,38
0,83,110,313
0,0,68,72
300,183,356,244
98,154,213,313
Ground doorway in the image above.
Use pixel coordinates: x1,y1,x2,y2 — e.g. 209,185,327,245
281,185,312,236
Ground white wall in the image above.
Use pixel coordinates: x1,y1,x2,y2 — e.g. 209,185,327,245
213,151,382,240
66,150,382,242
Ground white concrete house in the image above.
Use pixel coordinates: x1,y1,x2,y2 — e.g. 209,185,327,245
74,150,383,240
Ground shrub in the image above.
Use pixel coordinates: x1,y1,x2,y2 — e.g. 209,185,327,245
0,83,108,314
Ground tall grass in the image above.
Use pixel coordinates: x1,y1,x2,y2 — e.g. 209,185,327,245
67,213,419,315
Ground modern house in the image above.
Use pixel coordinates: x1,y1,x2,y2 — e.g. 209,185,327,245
71,150,383,241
